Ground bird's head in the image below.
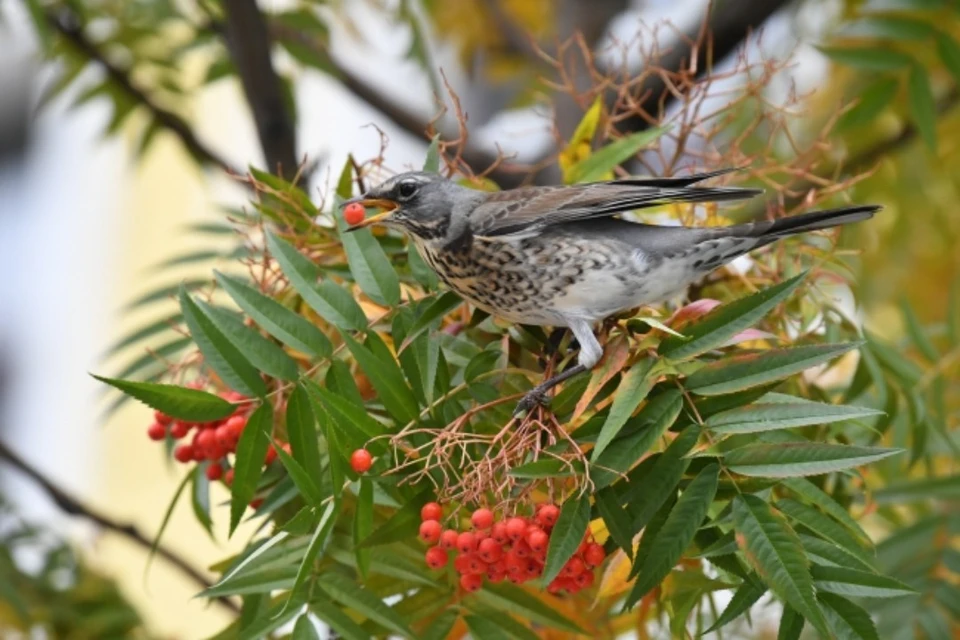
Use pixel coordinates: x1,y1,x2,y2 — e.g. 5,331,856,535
342,172,479,243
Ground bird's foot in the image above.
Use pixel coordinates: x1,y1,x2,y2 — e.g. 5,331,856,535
514,388,550,417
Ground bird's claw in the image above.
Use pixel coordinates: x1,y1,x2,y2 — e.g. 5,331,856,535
514,388,550,417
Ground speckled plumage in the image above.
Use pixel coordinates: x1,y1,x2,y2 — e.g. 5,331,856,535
343,169,880,414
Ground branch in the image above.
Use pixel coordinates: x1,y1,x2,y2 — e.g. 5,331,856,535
0,439,240,615
45,6,241,177
221,0,299,181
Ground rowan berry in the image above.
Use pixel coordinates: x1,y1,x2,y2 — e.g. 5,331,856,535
421,502,442,521
350,449,372,473
147,422,166,441
459,573,483,592
343,202,366,226
425,547,448,569
471,508,494,530
419,520,442,544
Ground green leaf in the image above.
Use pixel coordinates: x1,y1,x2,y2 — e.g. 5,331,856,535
705,581,766,633
591,389,684,488
725,442,902,477
408,243,439,290
567,127,669,183
778,607,805,640
308,382,386,452
509,458,579,479
542,494,592,584
343,334,419,424
937,31,960,85
819,593,879,640
853,16,934,40
908,62,937,152
733,494,829,636
818,46,913,70
706,400,883,435
281,502,338,618
269,435,325,507
197,302,299,381
838,77,899,131
900,298,939,361
91,376,236,422
205,533,305,596
475,583,585,634
624,464,719,608
626,425,698,529
310,600,376,640
686,343,859,396
874,474,960,503
776,499,873,566
146,472,192,575
292,615,321,640
423,134,440,172
286,383,322,479
595,487,635,559
266,231,368,332
591,359,656,461
355,478,373,578
106,311,183,355
420,610,458,640
357,488,433,548
215,272,332,357
811,565,918,598
660,274,806,361
463,616,513,640
230,402,273,534
315,572,412,637
191,465,213,536
781,477,872,548
179,286,267,397
335,205,401,307
399,291,462,352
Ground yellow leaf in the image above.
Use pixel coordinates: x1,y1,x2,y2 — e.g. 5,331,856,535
559,96,604,182
595,548,634,602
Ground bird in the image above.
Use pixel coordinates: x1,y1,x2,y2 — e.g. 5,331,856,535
342,168,880,415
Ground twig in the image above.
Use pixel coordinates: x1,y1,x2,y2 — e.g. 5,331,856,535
44,6,241,178
0,439,240,615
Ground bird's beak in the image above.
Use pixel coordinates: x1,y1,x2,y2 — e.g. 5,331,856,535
342,197,399,231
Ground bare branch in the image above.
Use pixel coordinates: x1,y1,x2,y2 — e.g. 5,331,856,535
45,6,241,177
221,0,299,181
0,438,240,615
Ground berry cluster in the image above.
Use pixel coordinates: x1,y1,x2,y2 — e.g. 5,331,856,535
418,503,605,595
147,390,288,489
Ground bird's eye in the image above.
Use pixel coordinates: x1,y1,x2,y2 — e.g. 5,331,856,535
397,181,418,199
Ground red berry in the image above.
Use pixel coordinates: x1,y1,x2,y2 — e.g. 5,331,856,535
504,552,525,575
197,428,217,452
477,538,503,563
574,570,595,589
547,579,564,594
343,202,366,226
264,444,278,465
206,462,223,481
471,508,494,530
425,547,448,569
453,554,471,574
224,468,235,485
215,425,233,448
249,498,263,510
456,532,478,554
154,410,173,425
170,421,190,439
147,422,166,441
505,517,527,541
173,444,194,463
536,504,560,528
561,557,585,578
350,449,372,473
439,529,459,550
487,570,506,583
459,573,483,593
421,502,442,522
526,528,549,552
514,539,533,558
584,543,605,567
465,555,487,575
419,520,442,544
491,521,509,544
523,558,542,579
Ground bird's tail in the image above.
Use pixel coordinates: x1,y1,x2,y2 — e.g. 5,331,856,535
750,205,881,241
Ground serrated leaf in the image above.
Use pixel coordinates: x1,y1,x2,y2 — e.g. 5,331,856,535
197,302,299,381
266,231,368,331
463,616,512,640
874,474,960,503
205,532,304,596
732,494,829,637
900,298,938,361
307,382,386,452
778,606,805,640
286,383,322,479
315,572,412,637
179,286,267,397
91,376,236,421
509,458,579,478
309,600,371,640
335,206,401,307
191,465,213,537
818,45,913,70
624,464,719,608
269,434,325,507
280,503,338,619
776,499,874,567
838,77,899,131
543,494,592,584
475,583,585,634
660,274,806,361
799,534,875,573
811,565,918,598
343,334,418,425
592,389,684,488
705,580,766,633
907,63,937,151
819,593,879,640
591,359,656,461
686,343,859,396
292,615,321,640
423,134,440,172
626,425,698,530
706,400,882,434
357,488,432,549
725,442,902,477
399,291,462,352
566,127,669,183
355,478,373,578
937,31,960,85
146,472,192,575
230,402,273,534
595,488,635,559
781,477,872,548
215,271,331,357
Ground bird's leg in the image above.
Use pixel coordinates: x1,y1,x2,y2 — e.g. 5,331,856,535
515,320,602,416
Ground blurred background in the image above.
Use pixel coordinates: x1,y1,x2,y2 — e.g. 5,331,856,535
0,0,957,637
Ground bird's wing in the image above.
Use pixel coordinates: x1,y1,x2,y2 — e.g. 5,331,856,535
469,169,762,240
